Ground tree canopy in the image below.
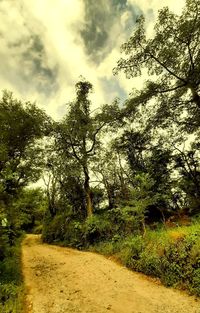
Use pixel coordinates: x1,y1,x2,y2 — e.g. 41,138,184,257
114,0,200,133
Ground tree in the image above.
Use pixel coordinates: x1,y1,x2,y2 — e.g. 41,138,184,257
56,79,121,217
92,147,130,209
115,125,174,222
114,0,200,132
116,130,150,175
0,91,50,198
0,90,50,243
43,141,85,219
10,188,47,232
173,142,200,214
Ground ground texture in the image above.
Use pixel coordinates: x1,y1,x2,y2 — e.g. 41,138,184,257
22,235,200,313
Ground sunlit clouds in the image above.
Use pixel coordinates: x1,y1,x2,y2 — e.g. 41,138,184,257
0,0,184,119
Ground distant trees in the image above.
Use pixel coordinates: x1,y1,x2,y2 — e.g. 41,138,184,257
32,0,200,246
10,188,46,233
43,76,199,247
0,91,49,311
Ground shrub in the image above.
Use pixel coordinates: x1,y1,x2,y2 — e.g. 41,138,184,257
89,241,116,255
83,215,113,246
91,222,200,296
190,268,200,295
118,236,144,268
42,213,85,248
108,207,143,236
0,237,24,313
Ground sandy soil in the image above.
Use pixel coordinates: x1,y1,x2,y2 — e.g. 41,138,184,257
22,234,200,313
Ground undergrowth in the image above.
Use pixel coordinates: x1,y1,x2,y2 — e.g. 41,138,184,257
0,236,24,313
89,222,200,297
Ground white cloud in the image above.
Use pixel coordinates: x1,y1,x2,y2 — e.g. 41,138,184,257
0,0,186,119
128,0,185,16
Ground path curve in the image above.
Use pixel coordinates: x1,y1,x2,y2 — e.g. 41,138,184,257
22,235,200,313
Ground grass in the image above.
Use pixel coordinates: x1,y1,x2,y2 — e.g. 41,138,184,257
0,237,24,313
89,221,200,296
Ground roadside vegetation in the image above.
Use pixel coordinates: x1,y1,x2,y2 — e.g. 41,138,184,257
90,220,200,296
0,234,24,313
0,0,200,310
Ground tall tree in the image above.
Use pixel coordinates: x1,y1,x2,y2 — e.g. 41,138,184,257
174,142,200,214
0,90,50,198
56,79,121,217
0,90,50,247
43,142,85,218
92,147,130,209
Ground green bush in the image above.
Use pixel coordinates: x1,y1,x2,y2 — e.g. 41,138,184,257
190,268,200,295
43,213,114,248
91,223,200,297
83,215,113,245
139,250,161,276
63,221,84,248
0,237,24,313
42,213,85,248
108,207,143,236
0,230,9,261
119,236,144,268
89,241,116,255
33,223,43,234
42,214,66,243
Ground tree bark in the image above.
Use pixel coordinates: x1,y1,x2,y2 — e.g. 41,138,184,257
83,165,93,217
190,87,200,109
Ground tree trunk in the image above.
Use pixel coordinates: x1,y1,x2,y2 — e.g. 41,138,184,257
142,219,146,237
83,166,93,217
190,87,200,109
47,191,56,217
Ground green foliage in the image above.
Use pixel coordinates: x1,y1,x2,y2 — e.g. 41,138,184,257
117,127,173,221
118,236,144,268
89,240,122,256
0,91,50,196
42,211,84,248
174,147,200,215
12,188,47,232
115,0,200,132
95,223,200,296
54,79,123,217
0,90,49,312
0,237,24,313
0,90,49,269
108,206,144,235
43,213,113,248
83,215,112,245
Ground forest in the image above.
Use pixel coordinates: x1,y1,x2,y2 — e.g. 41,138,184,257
0,0,200,312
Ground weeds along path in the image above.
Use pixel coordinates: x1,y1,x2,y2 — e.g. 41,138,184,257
22,235,200,313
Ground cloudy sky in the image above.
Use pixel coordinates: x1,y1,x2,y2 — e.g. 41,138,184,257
0,0,185,119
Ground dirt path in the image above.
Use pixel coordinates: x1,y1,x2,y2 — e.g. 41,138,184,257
22,235,200,313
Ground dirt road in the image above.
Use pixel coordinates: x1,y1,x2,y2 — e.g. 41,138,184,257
22,235,200,313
